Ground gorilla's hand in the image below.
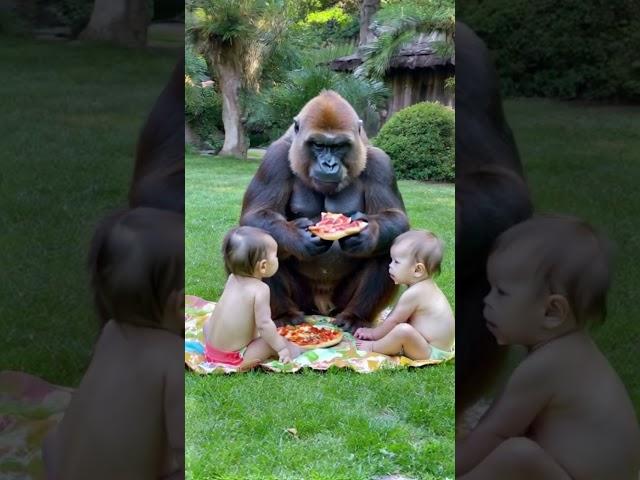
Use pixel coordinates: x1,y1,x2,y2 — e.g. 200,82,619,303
292,217,333,258
334,312,368,333
349,211,368,222
339,219,378,256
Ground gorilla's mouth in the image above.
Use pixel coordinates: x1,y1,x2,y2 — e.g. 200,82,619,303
311,177,341,193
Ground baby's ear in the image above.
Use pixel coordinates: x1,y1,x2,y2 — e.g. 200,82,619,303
543,294,570,329
257,259,268,274
414,262,426,276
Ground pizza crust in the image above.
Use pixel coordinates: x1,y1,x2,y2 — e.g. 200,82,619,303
302,331,343,349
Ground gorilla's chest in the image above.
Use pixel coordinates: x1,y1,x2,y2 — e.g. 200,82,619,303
288,180,364,220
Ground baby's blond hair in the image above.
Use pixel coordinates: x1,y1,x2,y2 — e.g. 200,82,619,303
393,230,445,277
491,214,613,326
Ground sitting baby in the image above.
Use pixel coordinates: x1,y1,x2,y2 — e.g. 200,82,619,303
456,215,640,480
42,207,185,480
354,229,455,361
203,226,301,369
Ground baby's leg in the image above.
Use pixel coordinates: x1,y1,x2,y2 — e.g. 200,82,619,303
459,437,572,480
357,323,431,359
238,338,276,370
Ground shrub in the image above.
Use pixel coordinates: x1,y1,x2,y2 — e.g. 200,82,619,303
374,102,454,182
458,0,640,101
185,79,224,150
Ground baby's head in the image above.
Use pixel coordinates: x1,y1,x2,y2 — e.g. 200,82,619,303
484,215,612,346
222,226,278,278
389,230,444,285
88,207,185,335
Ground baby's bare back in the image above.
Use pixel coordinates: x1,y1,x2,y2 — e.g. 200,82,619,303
529,334,640,479
47,321,182,480
407,280,455,350
205,275,261,351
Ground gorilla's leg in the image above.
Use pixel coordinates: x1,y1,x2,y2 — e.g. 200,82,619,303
264,263,314,326
332,256,397,332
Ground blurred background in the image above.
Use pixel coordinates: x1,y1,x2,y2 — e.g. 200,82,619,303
0,0,183,387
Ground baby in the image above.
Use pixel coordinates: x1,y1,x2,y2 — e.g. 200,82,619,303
42,207,185,480
354,230,455,360
203,226,302,369
457,215,640,480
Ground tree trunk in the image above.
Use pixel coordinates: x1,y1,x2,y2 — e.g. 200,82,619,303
359,0,380,47
80,0,150,48
215,61,248,159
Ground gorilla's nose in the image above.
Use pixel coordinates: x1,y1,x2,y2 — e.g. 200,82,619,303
322,158,338,171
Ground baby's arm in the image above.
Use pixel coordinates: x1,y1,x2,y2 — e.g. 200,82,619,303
355,289,417,340
253,284,293,359
456,357,550,475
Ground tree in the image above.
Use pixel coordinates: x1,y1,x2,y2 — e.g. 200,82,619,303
80,0,151,47
355,0,454,79
358,0,380,46
186,0,289,159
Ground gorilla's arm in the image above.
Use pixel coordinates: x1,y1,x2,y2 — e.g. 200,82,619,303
240,139,329,259
340,147,409,257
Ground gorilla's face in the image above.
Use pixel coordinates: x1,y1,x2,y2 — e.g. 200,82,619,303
288,92,367,195
305,132,352,192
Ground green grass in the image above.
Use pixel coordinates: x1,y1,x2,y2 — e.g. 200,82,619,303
0,37,177,386
185,154,455,479
504,98,640,411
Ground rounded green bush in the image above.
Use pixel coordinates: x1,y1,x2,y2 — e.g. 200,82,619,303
374,102,454,182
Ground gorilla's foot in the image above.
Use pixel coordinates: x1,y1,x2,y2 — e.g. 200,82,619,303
334,312,368,333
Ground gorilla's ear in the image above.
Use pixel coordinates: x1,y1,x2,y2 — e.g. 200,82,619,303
293,117,300,134
358,119,363,134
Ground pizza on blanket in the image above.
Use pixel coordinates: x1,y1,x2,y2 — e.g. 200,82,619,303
277,323,343,349
308,212,368,241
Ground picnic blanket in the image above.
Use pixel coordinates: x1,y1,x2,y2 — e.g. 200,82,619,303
185,295,454,374
0,371,72,480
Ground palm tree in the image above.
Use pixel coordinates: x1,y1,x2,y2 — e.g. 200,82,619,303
80,0,150,47
355,1,454,80
186,0,288,158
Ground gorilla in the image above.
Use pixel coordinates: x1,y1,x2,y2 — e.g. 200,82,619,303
240,90,409,332
456,22,533,418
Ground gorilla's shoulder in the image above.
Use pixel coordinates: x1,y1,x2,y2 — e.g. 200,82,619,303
362,146,394,182
255,136,294,182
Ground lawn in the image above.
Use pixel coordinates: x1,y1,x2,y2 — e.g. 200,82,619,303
185,154,455,480
0,37,178,386
504,98,640,411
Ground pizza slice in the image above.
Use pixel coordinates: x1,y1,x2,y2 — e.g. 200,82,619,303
277,323,343,349
308,212,368,241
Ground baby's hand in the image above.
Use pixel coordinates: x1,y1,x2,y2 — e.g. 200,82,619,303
287,342,303,360
354,327,376,340
278,347,292,363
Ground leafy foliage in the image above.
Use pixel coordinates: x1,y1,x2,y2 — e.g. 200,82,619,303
245,67,389,145
458,0,640,100
291,5,359,46
374,102,454,182
356,0,454,79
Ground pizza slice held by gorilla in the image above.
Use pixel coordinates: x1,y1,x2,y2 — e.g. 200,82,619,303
240,90,409,332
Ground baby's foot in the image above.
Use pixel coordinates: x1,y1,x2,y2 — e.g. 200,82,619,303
356,339,375,352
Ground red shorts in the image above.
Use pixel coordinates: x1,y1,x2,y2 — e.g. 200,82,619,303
204,344,245,366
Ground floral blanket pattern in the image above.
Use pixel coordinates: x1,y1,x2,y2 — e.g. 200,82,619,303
185,295,454,374
0,371,72,480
